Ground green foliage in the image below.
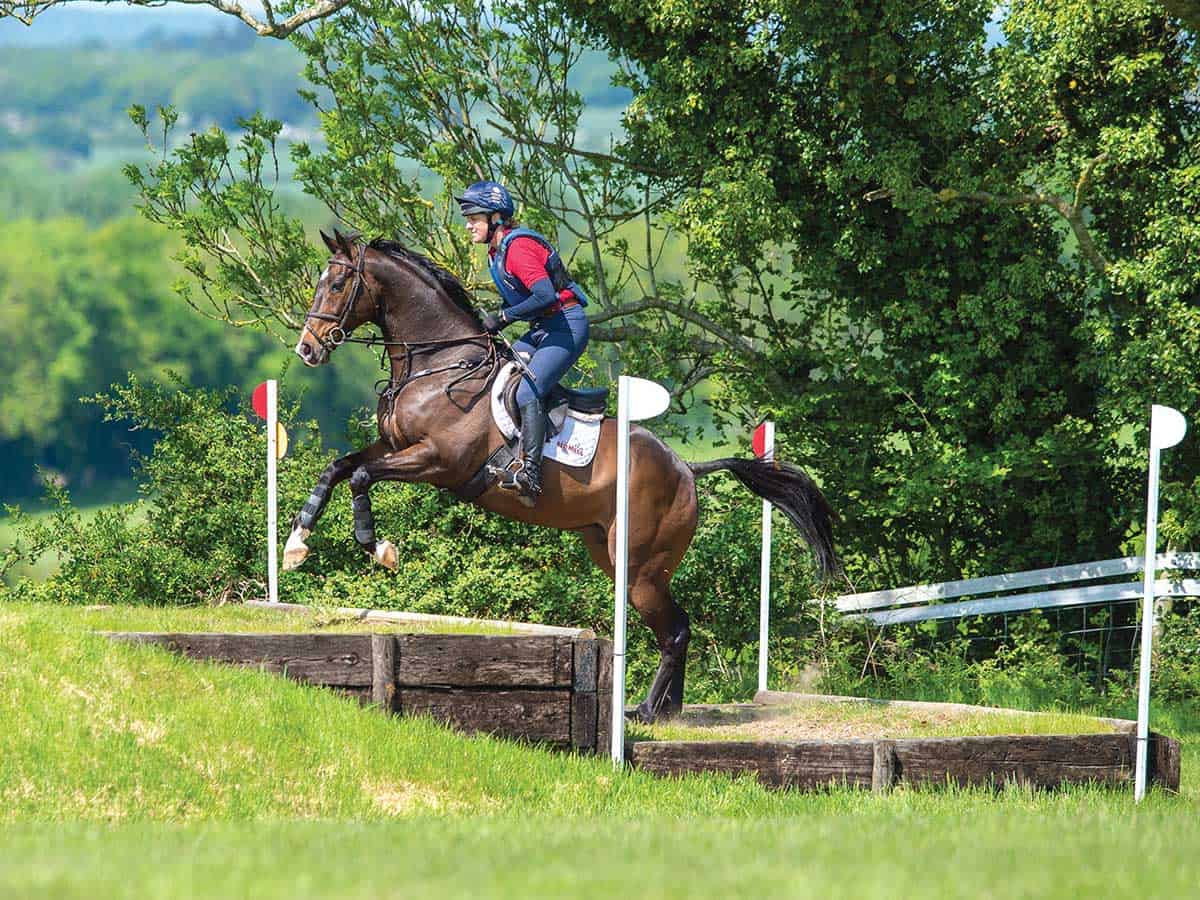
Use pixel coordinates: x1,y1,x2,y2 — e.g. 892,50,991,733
125,106,321,334
0,151,137,223
1150,603,1200,702
0,217,268,494
2,375,328,604
812,604,1200,708
1,375,826,704
565,0,1200,588
0,214,388,500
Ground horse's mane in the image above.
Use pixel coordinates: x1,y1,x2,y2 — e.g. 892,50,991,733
368,237,482,325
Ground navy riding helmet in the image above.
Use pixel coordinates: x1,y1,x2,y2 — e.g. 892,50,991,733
455,181,516,220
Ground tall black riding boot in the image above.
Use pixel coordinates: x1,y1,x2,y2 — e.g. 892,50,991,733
503,396,545,507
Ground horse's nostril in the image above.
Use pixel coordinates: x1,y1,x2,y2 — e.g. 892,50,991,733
296,342,311,358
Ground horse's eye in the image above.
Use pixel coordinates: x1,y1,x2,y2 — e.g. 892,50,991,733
331,279,346,292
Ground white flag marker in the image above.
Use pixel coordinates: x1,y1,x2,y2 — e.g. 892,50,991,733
612,376,671,766
754,421,775,693
1135,404,1186,802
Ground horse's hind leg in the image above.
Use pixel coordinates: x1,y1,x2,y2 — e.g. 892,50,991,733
631,575,691,722
582,525,689,720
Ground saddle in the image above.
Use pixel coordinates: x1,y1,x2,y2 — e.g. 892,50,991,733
451,362,608,501
500,373,608,436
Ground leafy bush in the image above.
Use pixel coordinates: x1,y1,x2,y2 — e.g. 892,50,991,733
8,375,1195,706
0,375,829,703
815,605,1200,709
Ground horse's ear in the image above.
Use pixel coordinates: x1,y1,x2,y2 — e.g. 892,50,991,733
320,229,339,254
334,227,355,258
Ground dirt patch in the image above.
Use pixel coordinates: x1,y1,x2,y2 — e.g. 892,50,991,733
365,778,461,815
636,698,1123,743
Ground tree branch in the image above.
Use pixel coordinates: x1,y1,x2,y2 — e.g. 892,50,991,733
0,0,352,37
485,118,678,181
864,153,1111,276
591,297,759,358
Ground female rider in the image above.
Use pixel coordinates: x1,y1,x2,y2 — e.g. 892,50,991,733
456,180,590,506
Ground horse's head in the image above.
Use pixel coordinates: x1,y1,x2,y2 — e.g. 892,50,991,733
294,228,379,367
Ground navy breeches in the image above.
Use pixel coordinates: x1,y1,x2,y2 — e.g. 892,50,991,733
510,304,589,407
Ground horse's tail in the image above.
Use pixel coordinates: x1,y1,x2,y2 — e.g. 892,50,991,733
689,457,841,580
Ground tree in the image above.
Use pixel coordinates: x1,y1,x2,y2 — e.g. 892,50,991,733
562,0,1200,582
119,0,768,420
6,0,1199,586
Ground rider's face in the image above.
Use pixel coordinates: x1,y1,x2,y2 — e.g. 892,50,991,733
465,213,492,244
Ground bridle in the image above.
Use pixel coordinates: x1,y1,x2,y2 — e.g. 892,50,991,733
300,238,522,412
303,242,373,354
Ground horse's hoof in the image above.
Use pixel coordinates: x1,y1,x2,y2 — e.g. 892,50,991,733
628,703,657,724
374,539,399,571
627,700,680,724
282,527,311,571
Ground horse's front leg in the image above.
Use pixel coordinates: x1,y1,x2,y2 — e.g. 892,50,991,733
348,440,449,571
282,442,389,570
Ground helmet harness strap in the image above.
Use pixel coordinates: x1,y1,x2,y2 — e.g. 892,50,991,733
485,211,506,245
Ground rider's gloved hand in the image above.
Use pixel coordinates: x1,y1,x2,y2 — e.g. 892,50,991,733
481,310,506,334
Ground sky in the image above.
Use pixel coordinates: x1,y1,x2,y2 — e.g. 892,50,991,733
0,2,266,45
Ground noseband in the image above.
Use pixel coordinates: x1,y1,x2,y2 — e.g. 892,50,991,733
303,244,373,353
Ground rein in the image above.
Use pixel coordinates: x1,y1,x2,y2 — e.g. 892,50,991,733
374,337,501,410
306,240,509,411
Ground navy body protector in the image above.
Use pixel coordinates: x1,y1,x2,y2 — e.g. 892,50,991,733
488,227,589,319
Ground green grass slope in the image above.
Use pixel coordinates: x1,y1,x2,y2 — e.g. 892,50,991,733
0,602,1197,899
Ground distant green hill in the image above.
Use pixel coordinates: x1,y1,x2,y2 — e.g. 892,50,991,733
0,40,318,158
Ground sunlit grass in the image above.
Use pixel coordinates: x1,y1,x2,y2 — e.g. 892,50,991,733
0,601,1196,898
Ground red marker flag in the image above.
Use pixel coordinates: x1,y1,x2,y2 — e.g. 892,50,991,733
752,421,774,460
252,382,269,420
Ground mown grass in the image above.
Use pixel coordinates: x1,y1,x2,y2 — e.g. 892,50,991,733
33,600,534,636
0,601,1196,899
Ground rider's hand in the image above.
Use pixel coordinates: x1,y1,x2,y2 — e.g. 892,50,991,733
481,310,506,334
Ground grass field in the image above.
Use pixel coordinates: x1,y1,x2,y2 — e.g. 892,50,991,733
0,601,1196,898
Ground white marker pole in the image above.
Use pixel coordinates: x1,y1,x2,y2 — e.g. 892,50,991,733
1135,404,1186,802
611,375,672,767
757,421,775,694
266,379,279,606
611,376,631,766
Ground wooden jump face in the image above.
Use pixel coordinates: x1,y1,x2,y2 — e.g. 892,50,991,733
105,631,1180,793
106,631,613,754
629,733,1181,793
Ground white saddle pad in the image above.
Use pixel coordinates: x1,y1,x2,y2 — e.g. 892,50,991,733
490,361,604,468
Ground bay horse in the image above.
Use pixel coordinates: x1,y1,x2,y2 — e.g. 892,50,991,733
286,228,839,721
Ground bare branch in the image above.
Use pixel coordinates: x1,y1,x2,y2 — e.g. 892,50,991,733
0,0,352,38
591,297,758,358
